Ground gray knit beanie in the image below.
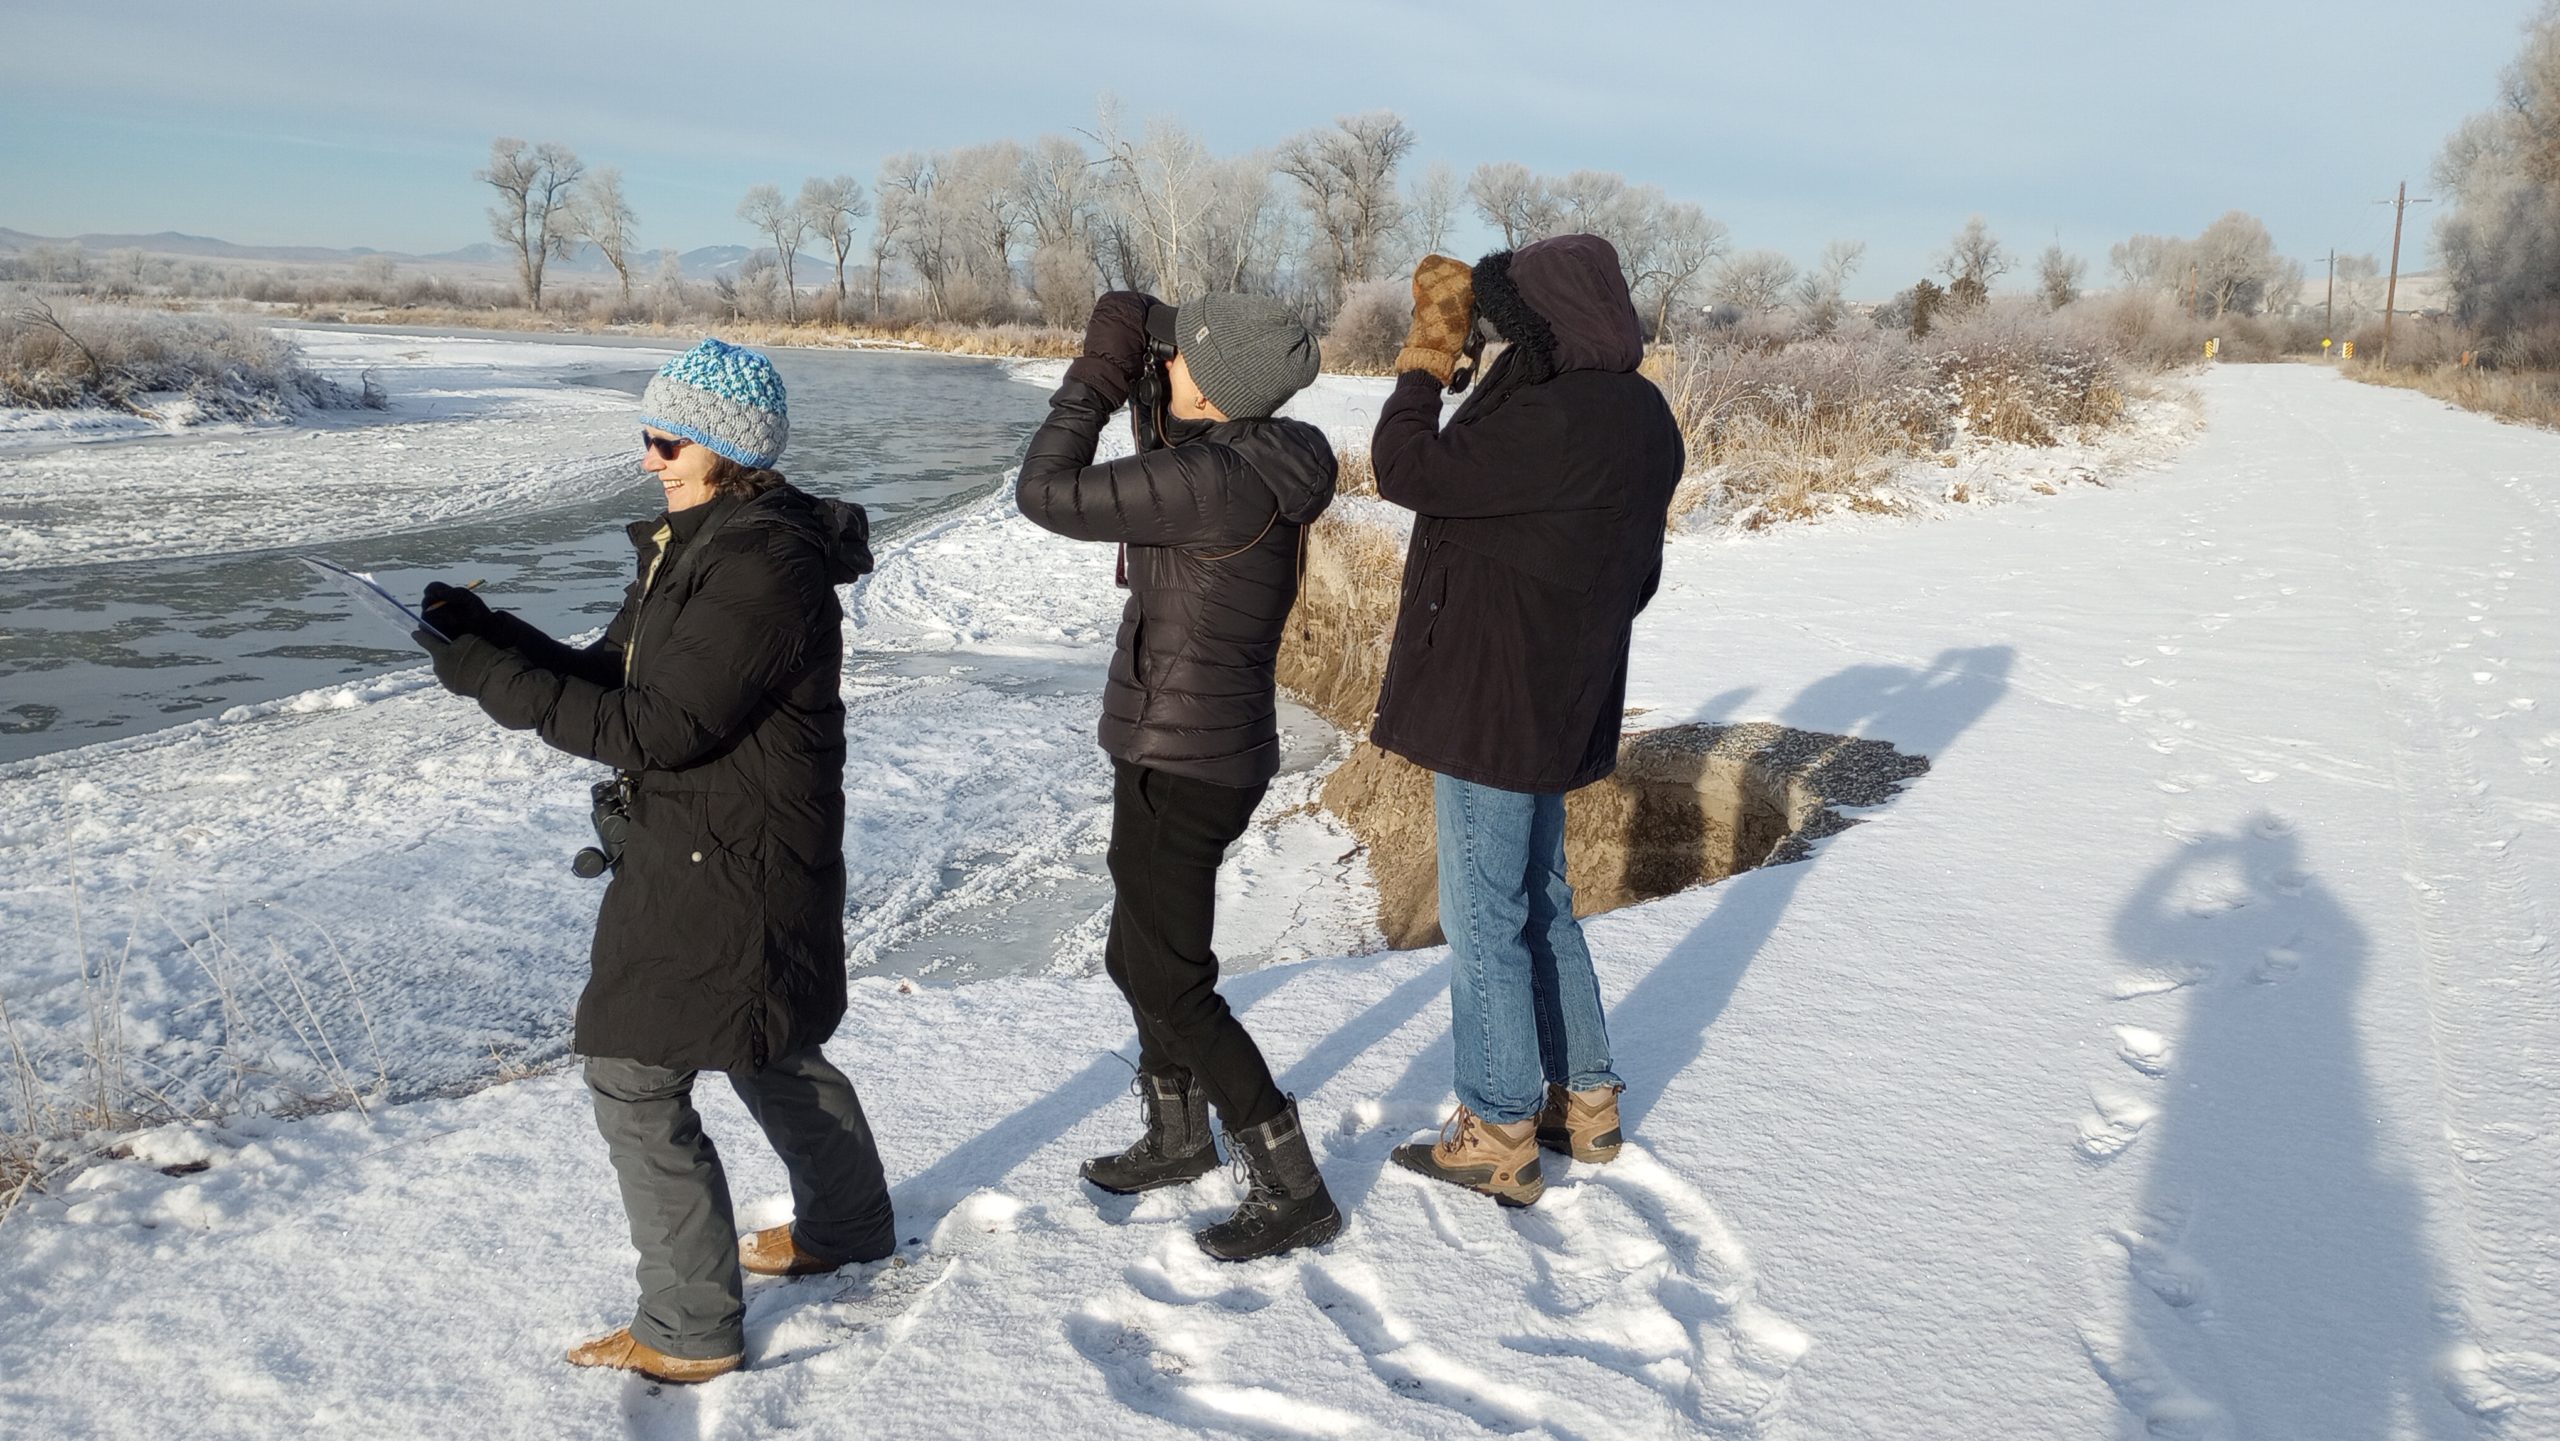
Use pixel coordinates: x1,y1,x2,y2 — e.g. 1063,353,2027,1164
1163,294,1320,420
638,338,789,469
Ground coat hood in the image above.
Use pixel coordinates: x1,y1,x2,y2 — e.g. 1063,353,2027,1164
1472,233,1646,378
733,483,873,584
1214,416,1339,525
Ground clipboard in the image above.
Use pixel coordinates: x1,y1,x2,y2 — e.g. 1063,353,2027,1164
299,556,448,644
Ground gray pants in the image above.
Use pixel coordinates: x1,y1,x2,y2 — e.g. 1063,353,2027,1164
585,1046,896,1360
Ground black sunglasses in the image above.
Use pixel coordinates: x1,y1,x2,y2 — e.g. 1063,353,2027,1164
641,431,691,461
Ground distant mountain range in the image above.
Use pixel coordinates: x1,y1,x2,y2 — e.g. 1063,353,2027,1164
0,227,838,281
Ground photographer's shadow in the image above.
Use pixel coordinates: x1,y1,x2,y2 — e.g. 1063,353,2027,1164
2103,818,2469,1438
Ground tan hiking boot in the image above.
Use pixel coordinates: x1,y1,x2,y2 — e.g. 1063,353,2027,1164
739,1224,842,1278
564,1327,741,1384
1390,1105,1545,1207
1536,1083,1626,1164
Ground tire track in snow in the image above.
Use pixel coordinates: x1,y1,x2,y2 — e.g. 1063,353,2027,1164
2311,406,2560,1422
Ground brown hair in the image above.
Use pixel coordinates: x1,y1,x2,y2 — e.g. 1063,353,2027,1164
703,453,787,499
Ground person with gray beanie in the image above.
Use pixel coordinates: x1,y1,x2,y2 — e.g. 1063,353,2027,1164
1016,291,1342,1262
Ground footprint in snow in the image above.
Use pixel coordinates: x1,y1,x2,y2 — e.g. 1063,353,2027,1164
2113,1026,2174,1077
1067,1292,1364,1440
2111,1212,2213,1315
2076,1087,2159,1162
2113,967,2207,1000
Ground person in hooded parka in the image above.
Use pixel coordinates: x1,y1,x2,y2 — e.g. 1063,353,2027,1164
1367,237,1686,1208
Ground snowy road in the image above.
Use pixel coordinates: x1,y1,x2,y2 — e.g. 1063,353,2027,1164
3,365,2556,1439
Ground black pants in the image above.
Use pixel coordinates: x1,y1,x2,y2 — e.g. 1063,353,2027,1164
1103,758,1287,1132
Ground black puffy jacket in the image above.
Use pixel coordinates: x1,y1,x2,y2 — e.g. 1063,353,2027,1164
450,482,872,1072
1370,234,1685,794
1016,379,1336,789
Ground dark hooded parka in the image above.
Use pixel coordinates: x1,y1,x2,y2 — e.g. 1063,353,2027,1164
1369,233,1686,794
448,482,873,1072
1015,380,1337,789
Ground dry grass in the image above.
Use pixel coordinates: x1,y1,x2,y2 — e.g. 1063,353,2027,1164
0,864,390,1227
1277,489,1405,734
2347,362,2560,431
1645,306,2134,530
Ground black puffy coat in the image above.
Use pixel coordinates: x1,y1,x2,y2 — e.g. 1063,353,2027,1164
451,482,872,1071
1016,378,1337,789
1369,234,1685,794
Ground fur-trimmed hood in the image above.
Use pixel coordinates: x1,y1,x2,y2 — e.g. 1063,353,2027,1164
1471,234,1646,378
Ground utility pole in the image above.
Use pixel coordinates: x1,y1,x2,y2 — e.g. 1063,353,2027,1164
2375,181,2433,367
2325,248,2335,338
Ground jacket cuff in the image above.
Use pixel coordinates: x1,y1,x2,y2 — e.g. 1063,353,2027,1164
1394,347,1455,385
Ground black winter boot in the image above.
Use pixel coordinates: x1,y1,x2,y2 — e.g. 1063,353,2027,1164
1195,1102,1342,1262
1081,1069,1218,1195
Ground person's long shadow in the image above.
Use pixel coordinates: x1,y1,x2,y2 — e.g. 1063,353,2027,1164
1610,645,2015,1132
2102,819,2468,1438
1314,647,2016,1215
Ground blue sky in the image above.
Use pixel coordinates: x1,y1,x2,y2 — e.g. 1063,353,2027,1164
2,0,2539,289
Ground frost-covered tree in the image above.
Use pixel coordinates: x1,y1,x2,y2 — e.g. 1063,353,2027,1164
1794,240,1867,334
2333,252,2383,322
1635,203,1729,337
866,180,907,320
738,184,809,321
1195,154,1288,295
1403,161,1461,261
2110,233,2190,294
2433,0,2560,355
1088,102,1220,299
2192,211,2284,318
479,138,584,310
1278,111,1416,315
2036,244,2085,311
1939,216,2009,309
1466,162,1561,249
946,142,1029,315
875,155,952,319
1022,135,1105,324
1709,250,1798,314
799,175,870,313
651,247,686,323
577,168,639,300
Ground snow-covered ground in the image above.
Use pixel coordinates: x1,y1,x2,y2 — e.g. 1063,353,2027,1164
4,351,2557,1440
0,330,669,570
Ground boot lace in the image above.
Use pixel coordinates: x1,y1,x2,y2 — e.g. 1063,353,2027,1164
1437,1104,1480,1157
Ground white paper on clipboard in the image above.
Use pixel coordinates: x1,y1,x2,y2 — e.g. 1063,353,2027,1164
299,556,447,643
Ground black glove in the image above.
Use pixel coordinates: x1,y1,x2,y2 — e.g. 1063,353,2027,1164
420,581,492,639
1062,290,1157,409
416,627,503,699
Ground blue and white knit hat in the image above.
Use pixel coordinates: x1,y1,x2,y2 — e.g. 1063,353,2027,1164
638,338,789,469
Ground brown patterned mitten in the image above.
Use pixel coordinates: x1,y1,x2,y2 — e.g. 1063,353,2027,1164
1395,255,1475,384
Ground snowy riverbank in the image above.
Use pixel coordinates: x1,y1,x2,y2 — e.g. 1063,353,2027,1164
0,330,672,570
4,345,2557,1438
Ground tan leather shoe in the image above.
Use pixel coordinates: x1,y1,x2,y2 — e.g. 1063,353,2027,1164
1535,1083,1626,1164
564,1327,741,1384
738,1223,843,1278
1390,1105,1545,1206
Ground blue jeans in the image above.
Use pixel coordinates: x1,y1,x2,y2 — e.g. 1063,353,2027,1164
1435,773,1623,1125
